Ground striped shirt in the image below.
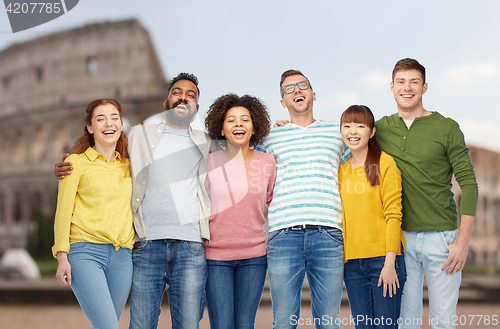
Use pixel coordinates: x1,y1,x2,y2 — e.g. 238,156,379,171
258,120,350,232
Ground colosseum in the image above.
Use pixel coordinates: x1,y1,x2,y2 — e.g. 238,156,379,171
0,19,499,268
0,19,168,252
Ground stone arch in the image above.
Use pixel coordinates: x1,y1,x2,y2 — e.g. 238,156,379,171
52,124,71,158
31,125,47,162
13,131,26,165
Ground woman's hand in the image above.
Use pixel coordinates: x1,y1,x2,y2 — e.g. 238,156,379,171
377,251,399,297
55,251,72,286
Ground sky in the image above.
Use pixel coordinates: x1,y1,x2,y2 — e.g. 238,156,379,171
1,0,500,152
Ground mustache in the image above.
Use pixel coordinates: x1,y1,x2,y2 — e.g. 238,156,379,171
166,100,192,111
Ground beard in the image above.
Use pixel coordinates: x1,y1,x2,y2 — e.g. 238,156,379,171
165,100,197,127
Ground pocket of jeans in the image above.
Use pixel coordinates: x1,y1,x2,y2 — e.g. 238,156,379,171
185,241,205,255
69,242,89,252
438,230,457,253
322,228,343,244
133,240,149,252
267,229,284,246
441,230,457,245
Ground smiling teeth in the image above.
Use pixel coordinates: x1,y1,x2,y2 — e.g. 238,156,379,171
295,96,305,102
103,130,115,135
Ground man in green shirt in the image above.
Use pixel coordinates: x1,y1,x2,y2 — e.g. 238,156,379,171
376,58,478,329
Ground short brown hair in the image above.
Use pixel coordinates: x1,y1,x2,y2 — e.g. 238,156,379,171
280,69,313,98
392,58,426,84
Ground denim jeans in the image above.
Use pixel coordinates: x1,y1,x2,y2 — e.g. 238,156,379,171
267,227,344,329
400,230,460,329
344,252,406,329
129,239,207,329
205,255,267,329
68,242,132,329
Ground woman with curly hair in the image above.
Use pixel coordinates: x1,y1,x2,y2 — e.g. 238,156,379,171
52,99,134,329
204,94,277,329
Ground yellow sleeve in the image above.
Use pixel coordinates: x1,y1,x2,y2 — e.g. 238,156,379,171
380,153,403,253
52,154,82,258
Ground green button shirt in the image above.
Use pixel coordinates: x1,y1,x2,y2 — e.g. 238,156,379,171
375,112,478,232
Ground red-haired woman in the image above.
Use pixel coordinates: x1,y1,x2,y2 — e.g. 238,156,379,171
339,105,406,329
52,99,134,329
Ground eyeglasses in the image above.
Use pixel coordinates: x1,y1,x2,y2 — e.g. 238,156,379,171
281,80,310,96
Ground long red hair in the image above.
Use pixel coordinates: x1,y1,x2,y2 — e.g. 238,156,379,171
340,105,381,186
72,99,128,158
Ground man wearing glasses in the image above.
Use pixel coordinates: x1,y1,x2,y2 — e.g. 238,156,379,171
258,69,349,329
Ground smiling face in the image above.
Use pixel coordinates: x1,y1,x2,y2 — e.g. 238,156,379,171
163,79,200,128
221,106,254,148
341,121,375,155
391,69,428,114
280,74,316,118
87,103,123,150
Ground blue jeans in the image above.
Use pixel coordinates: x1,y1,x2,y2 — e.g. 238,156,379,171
400,230,461,329
344,252,406,329
68,242,132,329
129,239,207,329
206,255,267,329
267,227,344,329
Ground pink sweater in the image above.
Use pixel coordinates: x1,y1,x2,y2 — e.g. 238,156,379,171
204,150,276,260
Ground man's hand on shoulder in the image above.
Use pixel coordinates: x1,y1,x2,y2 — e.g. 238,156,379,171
273,120,289,128
54,153,73,180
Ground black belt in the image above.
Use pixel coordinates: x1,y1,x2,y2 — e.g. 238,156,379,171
291,225,332,231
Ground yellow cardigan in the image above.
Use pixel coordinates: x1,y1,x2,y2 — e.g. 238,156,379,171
339,151,405,262
52,147,135,258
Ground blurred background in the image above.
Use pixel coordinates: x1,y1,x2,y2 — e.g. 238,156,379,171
0,1,499,328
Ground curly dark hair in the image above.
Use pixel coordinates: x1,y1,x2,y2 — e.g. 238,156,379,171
205,94,271,148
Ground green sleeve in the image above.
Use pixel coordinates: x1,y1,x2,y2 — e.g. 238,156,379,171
446,123,478,216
